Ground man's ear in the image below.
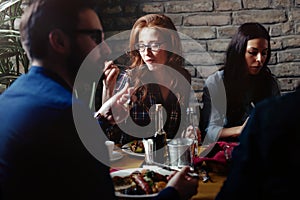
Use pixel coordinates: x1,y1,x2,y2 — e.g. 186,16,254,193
48,29,70,54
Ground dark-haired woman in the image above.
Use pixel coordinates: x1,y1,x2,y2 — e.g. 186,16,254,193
200,22,281,144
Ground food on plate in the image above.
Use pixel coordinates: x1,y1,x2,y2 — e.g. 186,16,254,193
112,175,136,191
131,172,152,194
129,140,145,153
112,169,168,195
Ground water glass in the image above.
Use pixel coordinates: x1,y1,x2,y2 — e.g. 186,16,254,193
167,138,193,168
105,140,115,159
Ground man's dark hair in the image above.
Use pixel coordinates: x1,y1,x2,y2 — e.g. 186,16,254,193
20,0,97,59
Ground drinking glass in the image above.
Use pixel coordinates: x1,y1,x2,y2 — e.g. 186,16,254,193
167,138,193,169
114,65,132,93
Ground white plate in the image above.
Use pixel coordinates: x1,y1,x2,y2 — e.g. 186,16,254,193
110,151,123,162
121,143,145,157
110,167,171,198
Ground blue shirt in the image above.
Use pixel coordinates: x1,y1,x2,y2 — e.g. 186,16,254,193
0,66,115,199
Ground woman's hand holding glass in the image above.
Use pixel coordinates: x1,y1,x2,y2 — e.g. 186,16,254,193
95,82,134,124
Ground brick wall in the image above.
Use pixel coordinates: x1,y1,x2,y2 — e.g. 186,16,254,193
96,0,300,100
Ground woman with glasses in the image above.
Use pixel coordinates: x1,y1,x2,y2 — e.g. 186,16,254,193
200,22,281,144
99,14,191,145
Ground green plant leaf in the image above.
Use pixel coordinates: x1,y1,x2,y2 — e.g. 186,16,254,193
0,0,28,75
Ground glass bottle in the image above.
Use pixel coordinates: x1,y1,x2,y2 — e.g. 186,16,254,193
183,107,199,158
153,104,168,164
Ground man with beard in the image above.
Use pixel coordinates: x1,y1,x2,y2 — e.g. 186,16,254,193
0,0,114,199
0,0,198,199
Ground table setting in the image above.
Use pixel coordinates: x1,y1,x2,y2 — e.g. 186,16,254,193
105,104,234,199
111,166,171,198
121,140,145,158
106,136,234,199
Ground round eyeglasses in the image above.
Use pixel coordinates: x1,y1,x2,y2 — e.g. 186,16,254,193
134,42,165,52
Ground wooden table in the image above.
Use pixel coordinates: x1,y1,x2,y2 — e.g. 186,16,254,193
110,146,227,200
191,172,226,200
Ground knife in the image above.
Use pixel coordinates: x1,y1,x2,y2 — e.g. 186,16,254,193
148,161,199,178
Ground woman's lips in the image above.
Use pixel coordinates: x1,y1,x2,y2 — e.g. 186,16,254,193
145,59,155,63
249,66,262,74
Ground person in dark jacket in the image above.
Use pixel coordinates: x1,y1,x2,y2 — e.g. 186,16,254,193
216,86,300,200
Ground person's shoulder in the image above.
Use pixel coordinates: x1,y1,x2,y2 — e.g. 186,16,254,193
205,70,224,85
207,69,223,79
0,67,73,113
262,88,299,104
255,89,300,115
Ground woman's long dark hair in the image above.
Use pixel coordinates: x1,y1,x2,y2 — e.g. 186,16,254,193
220,23,280,125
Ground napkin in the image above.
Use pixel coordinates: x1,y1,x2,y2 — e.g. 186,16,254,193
110,168,121,173
193,141,239,172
